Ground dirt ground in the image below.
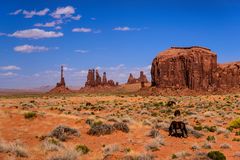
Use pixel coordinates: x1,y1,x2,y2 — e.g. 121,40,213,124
0,91,240,160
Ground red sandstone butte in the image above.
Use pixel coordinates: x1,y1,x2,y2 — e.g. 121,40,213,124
151,46,240,90
127,71,149,84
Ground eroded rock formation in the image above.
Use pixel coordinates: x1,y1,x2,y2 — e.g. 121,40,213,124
127,71,149,84
151,46,240,90
49,66,71,93
85,69,118,87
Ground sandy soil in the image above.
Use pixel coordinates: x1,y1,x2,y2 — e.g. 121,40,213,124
0,92,240,160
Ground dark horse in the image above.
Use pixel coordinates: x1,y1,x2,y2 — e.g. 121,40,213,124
169,121,188,138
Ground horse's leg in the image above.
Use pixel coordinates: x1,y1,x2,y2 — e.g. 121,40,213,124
169,123,173,136
183,124,188,137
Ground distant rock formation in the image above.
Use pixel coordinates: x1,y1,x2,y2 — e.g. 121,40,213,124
85,69,118,87
49,66,71,93
151,46,240,91
127,71,149,84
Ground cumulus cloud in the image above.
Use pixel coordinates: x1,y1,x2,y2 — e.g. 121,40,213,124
71,15,81,20
22,8,49,18
55,26,62,30
34,20,63,28
0,72,17,77
0,65,21,70
74,49,89,53
72,28,92,32
0,32,6,36
10,28,63,39
113,26,141,31
10,9,22,15
14,45,49,53
51,6,81,20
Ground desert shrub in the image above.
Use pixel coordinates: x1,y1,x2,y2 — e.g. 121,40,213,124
191,144,200,150
87,124,114,136
171,151,191,159
24,111,37,119
166,101,176,107
207,151,226,160
145,141,160,152
204,126,217,132
234,152,240,158
113,122,129,133
155,122,169,132
75,144,90,154
42,137,62,151
103,144,119,156
207,136,216,142
191,130,204,138
194,125,203,131
48,125,80,141
220,143,231,149
0,140,28,157
123,153,155,160
232,138,240,142
147,129,160,138
202,142,211,149
48,149,78,160
172,154,177,159
235,131,240,136
228,118,240,130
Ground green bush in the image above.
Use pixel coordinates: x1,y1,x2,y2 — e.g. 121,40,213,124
75,144,90,154
207,151,226,160
204,126,217,132
235,131,240,136
228,118,240,129
194,125,203,131
172,154,177,159
232,138,240,142
207,136,215,142
24,112,36,119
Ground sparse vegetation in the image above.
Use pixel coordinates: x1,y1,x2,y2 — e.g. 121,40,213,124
24,111,37,119
207,151,226,160
75,144,90,154
87,124,114,136
113,122,129,133
48,125,80,141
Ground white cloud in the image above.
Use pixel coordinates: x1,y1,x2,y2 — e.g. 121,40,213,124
14,45,49,53
34,20,63,28
51,6,75,19
10,9,22,15
55,26,62,30
0,65,21,71
0,72,17,77
22,8,49,18
72,28,92,32
74,49,89,53
0,32,6,36
71,15,81,20
10,28,63,39
113,26,141,31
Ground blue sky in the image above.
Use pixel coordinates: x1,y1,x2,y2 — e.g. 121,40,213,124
0,0,240,88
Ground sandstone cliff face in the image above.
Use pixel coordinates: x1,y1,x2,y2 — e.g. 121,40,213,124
151,46,217,90
215,62,240,89
151,46,240,90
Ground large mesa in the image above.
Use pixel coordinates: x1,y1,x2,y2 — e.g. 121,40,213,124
151,46,240,90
